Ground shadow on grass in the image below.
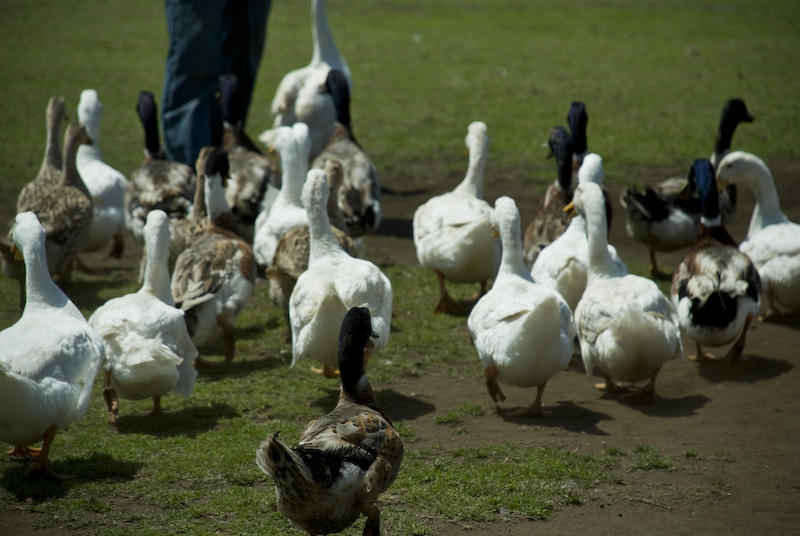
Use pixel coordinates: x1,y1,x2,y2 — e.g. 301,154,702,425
0,452,142,501
194,353,288,380
115,402,239,437
696,353,794,384
307,388,437,421
497,400,613,436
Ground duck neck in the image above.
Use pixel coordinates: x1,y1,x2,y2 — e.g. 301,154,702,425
498,223,532,281
746,163,788,234
308,190,342,264
584,208,616,281
23,237,68,310
190,171,207,219
278,147,307,206
453,144,487,199
41,107,63,173
311,0,341,67
205,174,231,222
140,233,174,305
63,134,92,199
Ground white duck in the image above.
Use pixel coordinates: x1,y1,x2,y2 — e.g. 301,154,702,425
569,182,683,403
253,123,312,267
468,196,575,417
76,89,129,257
89,210,198,421
171,148,258,365
261,0,352,160
531,154,627,311
413,121,501,315
290,169,393,378
671,160,760,369
0,212,104,479
716,151,800,318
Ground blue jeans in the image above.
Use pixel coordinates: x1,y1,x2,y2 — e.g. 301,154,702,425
162,0,272,166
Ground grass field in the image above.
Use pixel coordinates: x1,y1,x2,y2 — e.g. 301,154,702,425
1,1,799,534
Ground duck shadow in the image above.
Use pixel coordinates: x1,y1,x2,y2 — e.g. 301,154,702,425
607,393,712,418
374,218,413,239
696,353,794,384
195,353,287,380
308,388,437,421
235,320,280,340
0,452,142,501
114,402,239,437
497,400,612,436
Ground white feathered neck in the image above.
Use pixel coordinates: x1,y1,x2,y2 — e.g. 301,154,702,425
139,211,174,305
311,0,351,85
78,89,102,145
453,121,489,199
204,170,231,222
494,196,533,281
274,124,311,207
304,169,346,264
574,182,618,282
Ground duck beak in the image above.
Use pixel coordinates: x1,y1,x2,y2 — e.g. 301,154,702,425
563,201,576,217
490,224,499,238
11,244,22,261
366,328,378,349
716,178,730,191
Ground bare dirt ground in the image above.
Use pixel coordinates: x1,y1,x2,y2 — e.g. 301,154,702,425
2,158,799,535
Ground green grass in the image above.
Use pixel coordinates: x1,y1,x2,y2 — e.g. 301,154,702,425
0,0,784,533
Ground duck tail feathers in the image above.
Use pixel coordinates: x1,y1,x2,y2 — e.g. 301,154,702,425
256,432,314,483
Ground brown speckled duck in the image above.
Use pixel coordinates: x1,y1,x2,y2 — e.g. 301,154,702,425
266,159,358,342
256,307,403,536
125,91,196,243
171,148,257,365
219,73,280,243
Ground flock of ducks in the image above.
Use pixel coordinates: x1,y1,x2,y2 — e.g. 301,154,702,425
2,1,800,534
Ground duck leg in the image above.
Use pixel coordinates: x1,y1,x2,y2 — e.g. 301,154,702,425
25,426,74,480
484,365,506,403
433,270,464,315
688,342,715,362
761,283,786,322
217,313,236,365
109,231,125,259
311,364,340,378
507,383,551,418
361,502,380,536
147,396,163,417
620,365,661,404
724,313,753,373
468,279,489,301
8,445,41,458
102,369,120,423
648,249,671,280
594,371,629,393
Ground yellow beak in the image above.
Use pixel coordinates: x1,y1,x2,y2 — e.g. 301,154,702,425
11,244,22,261
490,224,499,238
717,178,730,191
563,201,576,217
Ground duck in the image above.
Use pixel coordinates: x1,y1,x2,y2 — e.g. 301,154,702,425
12,123,95,288
671,159,760,370
468,196,575,417
88,210,198,422
531,154,627,311
16,97,67,213
256,306,403,536
522,126,576,268
621,99,753,278
125,91,196,244
0,212,105,479
568,182,683,403
2,97,67,307
266,159,359,342
219,73,280,243
253,123,312,268
716,151,800,318
289,169,392,378
311,70,381,241
568,101,589,170
261,0,352,160
76,89,129,258
412,121,501,315
171,148,257,365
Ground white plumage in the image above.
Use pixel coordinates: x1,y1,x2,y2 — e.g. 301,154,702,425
0,212,105,478
289,169,392,376
413,121,501,314
89,210,197,420
571,182,682,403
468,196,575,417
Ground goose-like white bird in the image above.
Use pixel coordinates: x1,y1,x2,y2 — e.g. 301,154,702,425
413,121,501,314
77,89,129,257
290,169,392,378
468,196,575,417
0,212,104,479
531,154,627,311
671,160,760,369
125,91,195,243
257,307,402,536
261,0,352,160
716,151,800,318
172,149,257,365
89,210,198,421
253,123,312,267
569,182,683,403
